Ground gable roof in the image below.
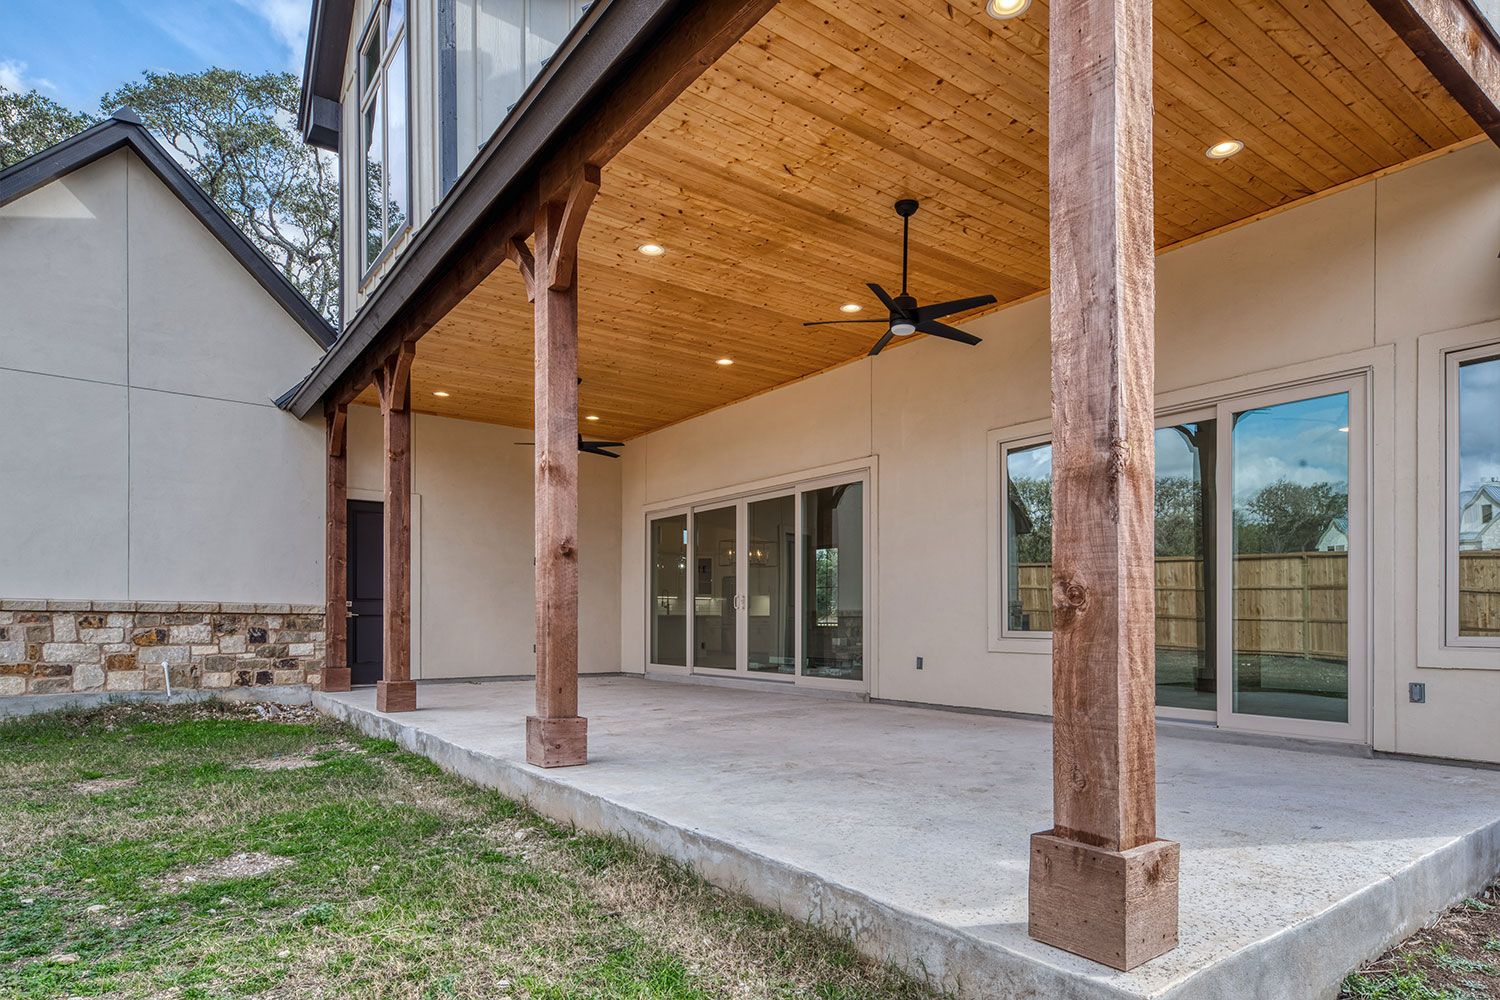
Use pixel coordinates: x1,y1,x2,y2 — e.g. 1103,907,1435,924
0,109,337,350
1460,481,1500,510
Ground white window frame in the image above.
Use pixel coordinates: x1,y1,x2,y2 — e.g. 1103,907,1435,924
988,373,1372,742
642,458,877,696
1444,340,1500,650
358,0,411,277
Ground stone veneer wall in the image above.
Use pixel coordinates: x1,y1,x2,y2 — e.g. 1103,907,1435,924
0,600,325,697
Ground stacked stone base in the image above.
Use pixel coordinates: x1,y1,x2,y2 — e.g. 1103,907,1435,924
0,600,325,698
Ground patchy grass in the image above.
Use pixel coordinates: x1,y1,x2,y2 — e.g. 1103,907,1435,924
1342,881,1500,1000
0,703,946,1000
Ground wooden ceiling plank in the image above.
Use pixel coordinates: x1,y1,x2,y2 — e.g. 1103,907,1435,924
1169,0,1408,167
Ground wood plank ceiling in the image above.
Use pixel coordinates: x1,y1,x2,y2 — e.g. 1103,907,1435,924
376,0,1480,437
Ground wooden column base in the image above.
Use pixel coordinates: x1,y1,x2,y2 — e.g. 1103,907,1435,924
375,680,417,713
1028,831,1180,971
526,716,588,767
321,667,352,693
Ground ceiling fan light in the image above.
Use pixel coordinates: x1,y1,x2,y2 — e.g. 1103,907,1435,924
891,321,917,337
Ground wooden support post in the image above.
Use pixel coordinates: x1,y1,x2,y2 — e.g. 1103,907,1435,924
375,344,416,713
1367,0,1500,147
323,403,351,692
1029,0,1179,972
517,165,599,767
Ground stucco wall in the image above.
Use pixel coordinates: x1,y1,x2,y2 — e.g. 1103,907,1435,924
345,405,623,680
619,141,1500,764
0,150,327,606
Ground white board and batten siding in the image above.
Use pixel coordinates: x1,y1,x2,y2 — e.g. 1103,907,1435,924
455,0,588,163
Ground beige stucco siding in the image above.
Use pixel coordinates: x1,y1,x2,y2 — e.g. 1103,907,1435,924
620,140,1500,764
345,406,623,680
0,150,327,605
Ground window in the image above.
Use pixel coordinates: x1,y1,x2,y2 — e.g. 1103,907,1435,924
1000,421,1216,713
649,514,687,666
359,0,410,271
1450,346,1500,643
647,473,867,685
995,376,1365,737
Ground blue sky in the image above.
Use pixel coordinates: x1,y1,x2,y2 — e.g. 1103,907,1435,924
0,0,308,113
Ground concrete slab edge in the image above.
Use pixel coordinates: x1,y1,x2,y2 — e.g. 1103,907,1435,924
0,686,313,719
310,692,1142,1000
1159,815,1500,1000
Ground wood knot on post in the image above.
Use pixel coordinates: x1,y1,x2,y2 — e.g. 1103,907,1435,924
1068,761,1088,793
1052,576,1089,627
558,538,577,560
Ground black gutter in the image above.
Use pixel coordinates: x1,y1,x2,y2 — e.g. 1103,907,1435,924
280,0,681,419
0,109,337,350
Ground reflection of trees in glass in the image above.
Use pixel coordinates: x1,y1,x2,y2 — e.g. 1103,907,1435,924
1010,477,1052,563
1012,474,1340,558
362,158,407,267
814,549,839,625
1234,479,1348,553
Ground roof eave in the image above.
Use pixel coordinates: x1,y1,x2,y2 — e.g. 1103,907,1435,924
280,0,681,418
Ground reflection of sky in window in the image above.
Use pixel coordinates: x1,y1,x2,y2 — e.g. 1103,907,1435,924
1460,356,1500,492
1232,393,1348,499
1008,398,1352,496
1007,425,1204,482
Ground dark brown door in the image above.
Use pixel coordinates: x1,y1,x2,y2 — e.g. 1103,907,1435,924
348,499,384,685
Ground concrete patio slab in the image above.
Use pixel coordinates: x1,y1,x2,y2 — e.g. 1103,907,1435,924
315,677,1500,1000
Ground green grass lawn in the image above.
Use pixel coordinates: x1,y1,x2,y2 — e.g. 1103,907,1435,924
0,703,945,1000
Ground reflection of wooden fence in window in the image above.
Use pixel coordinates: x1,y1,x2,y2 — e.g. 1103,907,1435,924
1019,552,1500,647
1461,551,1500,637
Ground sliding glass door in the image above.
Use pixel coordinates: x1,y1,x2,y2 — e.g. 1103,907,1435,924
646,473,868,689
1219,382,1364,738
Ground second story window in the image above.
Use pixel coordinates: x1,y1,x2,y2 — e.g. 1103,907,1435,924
360,0,410,272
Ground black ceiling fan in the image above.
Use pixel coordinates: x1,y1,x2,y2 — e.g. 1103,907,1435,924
514,432,624,459
803,199,996,356
513,378,625,458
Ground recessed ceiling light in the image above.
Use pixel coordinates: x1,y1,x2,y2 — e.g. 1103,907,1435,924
716,358,734,366
840,303,863,314
433,391,451,397
1206,139,1245,160
986,0,1030,18
585,414,600,421
638,243,666,256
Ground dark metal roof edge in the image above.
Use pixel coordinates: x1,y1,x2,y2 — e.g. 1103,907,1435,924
283,0,678,418
0,112,338,350
300,0,354,150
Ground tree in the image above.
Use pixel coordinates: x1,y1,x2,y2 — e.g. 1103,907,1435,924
1235,479,1348,553
1010,476,1053,564
103,70,340,325
0,87,96,168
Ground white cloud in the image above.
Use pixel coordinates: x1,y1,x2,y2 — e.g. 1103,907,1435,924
0,58,57,94
232,0,310,70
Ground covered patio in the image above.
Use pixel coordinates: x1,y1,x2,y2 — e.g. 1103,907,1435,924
316,676,1500,1000
284,0,1500,980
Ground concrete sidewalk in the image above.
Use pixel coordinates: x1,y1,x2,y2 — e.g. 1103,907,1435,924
317,676,1500,1000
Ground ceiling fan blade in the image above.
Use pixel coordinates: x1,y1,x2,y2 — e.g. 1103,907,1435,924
915,319,982,346
584,440,625,449
867,282,897,312
915,294,997,323
867,330,896,356
580,444,622,458
802,319,890,326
